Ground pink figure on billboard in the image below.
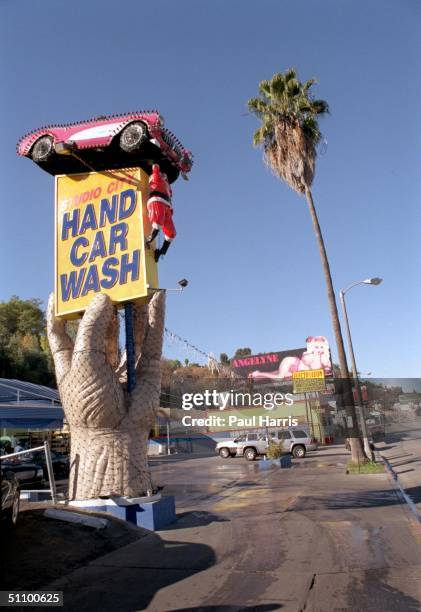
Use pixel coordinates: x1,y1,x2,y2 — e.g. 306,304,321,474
249,336,332,380
145,163,176,262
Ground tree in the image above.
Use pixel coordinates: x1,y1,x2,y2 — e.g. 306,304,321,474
220,352,230,365
0,296,45,341
233,348,252,360
0,296,55,386
248,69,365,462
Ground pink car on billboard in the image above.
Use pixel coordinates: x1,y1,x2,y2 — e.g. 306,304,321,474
17,110,193,183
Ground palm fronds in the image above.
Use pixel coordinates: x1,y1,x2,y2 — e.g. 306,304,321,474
248,69,329,193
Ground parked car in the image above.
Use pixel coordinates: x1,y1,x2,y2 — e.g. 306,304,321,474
235,433,269,461
17,111,193,183
236,429,318,461
273,429,318,458
21,451,69,480
216,433,261,458
1,459,44,485
1,467,20,526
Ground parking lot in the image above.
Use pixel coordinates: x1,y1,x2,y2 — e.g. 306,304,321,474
149,448,330,512
38,445,421,611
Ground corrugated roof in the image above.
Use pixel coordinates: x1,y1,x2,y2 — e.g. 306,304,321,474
0,379,60,403
0,379,63,429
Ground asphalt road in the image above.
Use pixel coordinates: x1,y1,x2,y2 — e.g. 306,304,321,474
146,449,421,611
45,447,421,611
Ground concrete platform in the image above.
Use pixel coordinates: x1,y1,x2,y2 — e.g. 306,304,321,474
69,494,176,531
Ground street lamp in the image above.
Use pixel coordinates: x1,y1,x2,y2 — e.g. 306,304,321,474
339,278,383,460
147,278,189,292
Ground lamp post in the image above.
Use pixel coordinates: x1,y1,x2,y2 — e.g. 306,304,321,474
339,278,382,460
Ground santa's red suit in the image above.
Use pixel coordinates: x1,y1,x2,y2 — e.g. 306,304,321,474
147,164,176,240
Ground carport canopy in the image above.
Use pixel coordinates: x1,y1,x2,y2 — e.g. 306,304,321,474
0,379,63,429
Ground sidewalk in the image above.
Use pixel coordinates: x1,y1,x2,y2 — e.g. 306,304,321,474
42,447,421,611
377,420,421,517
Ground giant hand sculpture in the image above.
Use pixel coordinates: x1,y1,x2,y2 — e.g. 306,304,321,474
47,290,165,500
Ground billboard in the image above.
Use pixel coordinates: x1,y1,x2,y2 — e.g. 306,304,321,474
232,337,333,380
55,167,158,318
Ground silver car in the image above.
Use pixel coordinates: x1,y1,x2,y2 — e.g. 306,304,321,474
237,428,318,461
215,433,261,458
274,429,318,458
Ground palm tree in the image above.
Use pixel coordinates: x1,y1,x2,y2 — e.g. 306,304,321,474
248,69,366,462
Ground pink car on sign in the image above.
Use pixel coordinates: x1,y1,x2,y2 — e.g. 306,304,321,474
17,110,193,183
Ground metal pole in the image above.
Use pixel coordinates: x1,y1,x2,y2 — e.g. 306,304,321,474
309,394,315,439
44,441,57,505
167,421,171,455
304,393,310,434
124,302,136,393
339,290,373,460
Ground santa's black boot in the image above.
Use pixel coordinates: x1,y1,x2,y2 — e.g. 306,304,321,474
145,228,159,249
154,239,171,262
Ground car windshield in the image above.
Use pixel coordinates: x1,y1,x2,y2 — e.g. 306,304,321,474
292,430,309,438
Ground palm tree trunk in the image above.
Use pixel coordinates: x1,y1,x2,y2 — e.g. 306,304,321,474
305,188,365,462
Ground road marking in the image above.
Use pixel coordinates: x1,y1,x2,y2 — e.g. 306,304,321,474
211,488,299,513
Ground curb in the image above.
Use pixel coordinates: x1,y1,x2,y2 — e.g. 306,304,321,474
380,453,420,523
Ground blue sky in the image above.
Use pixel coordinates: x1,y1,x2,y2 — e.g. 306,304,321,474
1,0,420,377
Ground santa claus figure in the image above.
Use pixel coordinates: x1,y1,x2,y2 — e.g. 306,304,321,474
145,163,176,262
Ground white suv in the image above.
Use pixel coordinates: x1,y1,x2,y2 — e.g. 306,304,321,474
236,429,318,461
216,433,261,458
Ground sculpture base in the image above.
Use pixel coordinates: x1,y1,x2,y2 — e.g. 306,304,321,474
68,494,176,531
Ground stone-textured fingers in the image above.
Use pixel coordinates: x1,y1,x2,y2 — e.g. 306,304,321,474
65,294,125,429
133,302,148,365
130,291,165,423
105,308,120,369
115,351,128,384
68,426,153,499
140,290,166,364
129,387,160,428
47,291,165,500
46,293,74,385
74,293,114,354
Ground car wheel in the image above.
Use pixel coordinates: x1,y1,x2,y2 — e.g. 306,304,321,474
219,447,231,459
10,492,19,526
244,447,257,461
119,122,148,152
292,445,306,459
31,136,54,162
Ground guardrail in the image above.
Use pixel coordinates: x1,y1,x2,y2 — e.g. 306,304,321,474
0,441,57,504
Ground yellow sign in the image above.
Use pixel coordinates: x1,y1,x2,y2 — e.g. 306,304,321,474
292,369,326,393
55,167,158,318
293,369,325,380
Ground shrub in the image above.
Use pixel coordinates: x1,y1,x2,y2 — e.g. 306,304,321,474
266,440,283,460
